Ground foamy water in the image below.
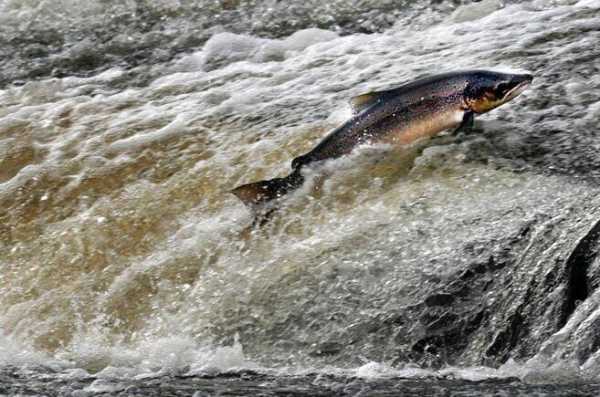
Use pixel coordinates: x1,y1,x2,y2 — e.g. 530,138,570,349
1,0,600,393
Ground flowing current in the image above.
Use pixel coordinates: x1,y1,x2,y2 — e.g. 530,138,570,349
1,0,600,395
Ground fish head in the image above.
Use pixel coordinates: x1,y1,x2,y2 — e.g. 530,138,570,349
464,71,533,114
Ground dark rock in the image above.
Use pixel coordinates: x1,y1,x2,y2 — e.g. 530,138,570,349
426,312,459,332
424,293,455,307
310,342,343,356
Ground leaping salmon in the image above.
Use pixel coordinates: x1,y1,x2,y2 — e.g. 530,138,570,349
232,69,533,220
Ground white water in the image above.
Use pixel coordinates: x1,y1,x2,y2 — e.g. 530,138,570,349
1,0,600,386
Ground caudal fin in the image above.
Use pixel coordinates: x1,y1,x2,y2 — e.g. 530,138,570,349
231,170,304,210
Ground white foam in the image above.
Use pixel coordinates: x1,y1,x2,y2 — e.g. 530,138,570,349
0,0,597,384
188,336,252,375
0,327,595,385
56,327,255,377
270,358,592,384
355,362,430,379
281,28,339,52
83,379,127,394
450,0,504,23
108,112,196,154
326,105,353,125
199,29,339,71
576,0,600,7
0,332,65,369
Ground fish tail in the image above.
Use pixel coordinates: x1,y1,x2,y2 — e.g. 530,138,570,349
231,169,304,210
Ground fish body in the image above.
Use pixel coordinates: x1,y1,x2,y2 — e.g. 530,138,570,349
232,70,533,216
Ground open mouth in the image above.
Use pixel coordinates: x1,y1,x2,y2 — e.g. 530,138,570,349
504,79,532,101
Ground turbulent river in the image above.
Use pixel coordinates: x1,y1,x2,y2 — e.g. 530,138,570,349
1,0,600,395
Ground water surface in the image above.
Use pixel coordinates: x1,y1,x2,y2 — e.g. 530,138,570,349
1,0,600,394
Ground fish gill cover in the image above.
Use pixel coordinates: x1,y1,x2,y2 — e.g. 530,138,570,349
1,0,600,394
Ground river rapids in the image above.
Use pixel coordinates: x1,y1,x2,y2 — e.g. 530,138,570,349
1,0,600,395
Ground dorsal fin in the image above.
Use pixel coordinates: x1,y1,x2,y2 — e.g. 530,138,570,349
349,91,386,114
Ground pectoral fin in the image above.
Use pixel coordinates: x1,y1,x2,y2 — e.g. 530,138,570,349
453,111,474,134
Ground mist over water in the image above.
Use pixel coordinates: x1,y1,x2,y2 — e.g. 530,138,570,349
1,0,600,395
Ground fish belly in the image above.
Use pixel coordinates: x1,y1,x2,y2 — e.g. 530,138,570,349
383,108,464,146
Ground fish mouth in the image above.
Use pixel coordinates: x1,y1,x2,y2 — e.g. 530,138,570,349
504,75,533,101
